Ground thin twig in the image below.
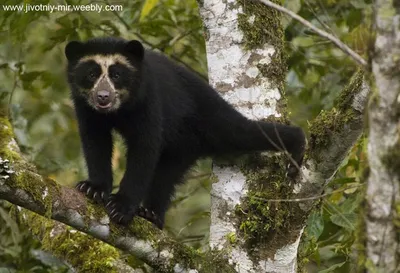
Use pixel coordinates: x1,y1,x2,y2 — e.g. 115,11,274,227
304,0,335,36
258,0,368,67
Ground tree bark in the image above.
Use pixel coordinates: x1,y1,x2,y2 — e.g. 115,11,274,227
199,0,293,271
0,1,373,271
200,0,369,273
199,0,370,272
0,117,236,273
12,205,143,273
365,0,400,271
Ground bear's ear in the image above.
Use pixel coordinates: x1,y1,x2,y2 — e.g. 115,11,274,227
65,41,85,61
125,40,144,61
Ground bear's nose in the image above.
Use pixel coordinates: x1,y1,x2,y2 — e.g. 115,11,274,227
96,90,111,106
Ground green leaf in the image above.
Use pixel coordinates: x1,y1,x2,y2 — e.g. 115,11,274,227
340,192,362,212
292,36,315,48
140,0,159,21
350,0,367,9
282,0,301,28
318,261,346,273
330,213,357,230
330,177,356,185
19,71,43,91
0,268,16,273
306,211,324,239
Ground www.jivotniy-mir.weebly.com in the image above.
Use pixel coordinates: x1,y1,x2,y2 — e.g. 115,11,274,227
2,3,123,13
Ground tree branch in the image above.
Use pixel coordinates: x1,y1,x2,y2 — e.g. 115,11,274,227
258,0,368,67
298,70,369,204
0,116,235,273
12,206,143,272
198,1,369,271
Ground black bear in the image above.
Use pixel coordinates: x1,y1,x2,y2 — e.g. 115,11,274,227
65,37,306,229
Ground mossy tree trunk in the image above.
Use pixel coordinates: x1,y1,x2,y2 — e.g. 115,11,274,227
365,0,400,271
0,0,373,271
199,1,369,272
198,0,300,271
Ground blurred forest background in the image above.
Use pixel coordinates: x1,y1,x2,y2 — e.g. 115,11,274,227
0,0,371,272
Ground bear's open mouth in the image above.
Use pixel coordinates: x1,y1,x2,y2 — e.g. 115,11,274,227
97,102,112,109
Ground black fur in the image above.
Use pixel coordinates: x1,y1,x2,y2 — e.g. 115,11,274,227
65,37,306,229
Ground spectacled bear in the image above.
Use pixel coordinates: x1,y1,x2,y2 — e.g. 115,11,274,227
65,37,306,229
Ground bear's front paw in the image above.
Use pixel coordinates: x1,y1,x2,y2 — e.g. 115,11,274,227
105,194,136,225
76,180,109,204
287,163,300,178
136,207,163,229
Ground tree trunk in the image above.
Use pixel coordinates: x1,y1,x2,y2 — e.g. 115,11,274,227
0,1,373,271
365,0,400,271
199,1,370,272
199,0,298,271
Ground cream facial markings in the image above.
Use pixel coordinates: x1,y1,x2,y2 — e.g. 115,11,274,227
78,54,136,72
77,54,133,111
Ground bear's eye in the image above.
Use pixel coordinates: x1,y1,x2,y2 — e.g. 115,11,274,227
88,71,97,81
110,72,120,81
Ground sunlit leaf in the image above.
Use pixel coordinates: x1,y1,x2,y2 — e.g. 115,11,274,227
306,211,324,240
330,213,357,230
140,0,159,22
318,261,346,273
292,36,315,48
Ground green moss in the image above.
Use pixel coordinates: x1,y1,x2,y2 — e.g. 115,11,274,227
237,0,283,50
86,202,107,221
155,237,236,273
51,230,119,272
309,108,356,147
235,154,307,259
309,70,365,155
128,217,158,241
226,231,237,245
335,70,364,110
0,117,20,160
170,242,199,269
107,216,159,244
257,53,287,91
12,170,59,218
157,237,201,270
200,249,237,273
14,208,121,273
0,115,61,218
237,0,287,91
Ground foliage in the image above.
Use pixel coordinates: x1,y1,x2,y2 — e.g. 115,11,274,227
299,139,366,272
284,0,372,127
282,0,371,271
0,201,69,272
0,0,208,269
0,0,371,272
